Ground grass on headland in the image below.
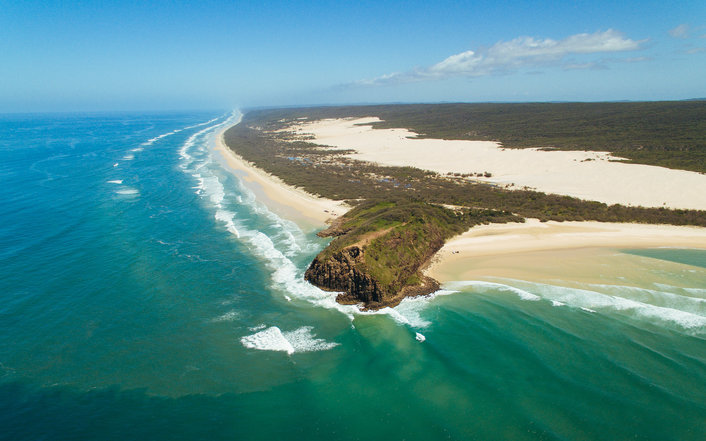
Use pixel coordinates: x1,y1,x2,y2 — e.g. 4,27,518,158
317,199,521,297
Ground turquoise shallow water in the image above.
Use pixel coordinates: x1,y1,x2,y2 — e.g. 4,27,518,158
1,111,704,440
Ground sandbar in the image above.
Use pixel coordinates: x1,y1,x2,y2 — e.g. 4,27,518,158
426,220,706,284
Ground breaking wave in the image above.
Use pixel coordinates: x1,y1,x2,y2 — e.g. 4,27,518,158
240,326,339,354
444,279,706,333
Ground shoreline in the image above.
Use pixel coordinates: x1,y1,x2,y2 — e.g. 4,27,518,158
426,219,706,284
213,126,349,230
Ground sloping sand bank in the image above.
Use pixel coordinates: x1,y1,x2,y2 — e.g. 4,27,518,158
214,130,348,228
286,117,706,211
426,220,706,283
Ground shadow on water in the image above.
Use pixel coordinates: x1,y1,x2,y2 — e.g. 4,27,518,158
0,380,325,441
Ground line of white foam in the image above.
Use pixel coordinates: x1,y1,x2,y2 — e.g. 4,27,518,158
178,111,238,168
115,187,139,196
142,128,183,146
240,326,339,354
183,116,222,131
444,279,706,333
446,280,541,301
588,283,706,315
143,113,228,148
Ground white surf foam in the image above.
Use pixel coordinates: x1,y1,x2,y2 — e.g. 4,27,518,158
240,326,339,354
215,209,240,237
177,111,254,241
183,116,221,130
107,180,123,184
241,326,295,354
211,310,240,322
447,280,541,301
652,283,706,299
588,283,706,315
140,113,227,148
142,128,183,146
415,332,426,342
282,326,340,352
116,188,139,196
228,181,309,256
178,111,238,168
122,154,134,160
388,296,435,328
513,281,706,332
440,279,706,332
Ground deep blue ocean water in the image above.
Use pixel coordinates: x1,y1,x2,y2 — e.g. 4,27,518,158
1,111,705,440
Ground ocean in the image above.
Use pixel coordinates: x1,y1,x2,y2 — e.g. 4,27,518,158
1,111,704,440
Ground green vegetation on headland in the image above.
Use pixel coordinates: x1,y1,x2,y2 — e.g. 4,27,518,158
224,103,706,308
306,200,520,309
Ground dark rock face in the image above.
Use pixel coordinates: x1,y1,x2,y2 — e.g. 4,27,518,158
304,246,385,304
304,244,441,309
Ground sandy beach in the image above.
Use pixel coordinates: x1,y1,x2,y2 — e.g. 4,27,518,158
213,129,349,228
284,117,706,211
426,220,706,283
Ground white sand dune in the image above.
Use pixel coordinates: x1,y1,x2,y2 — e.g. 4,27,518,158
285,117,706,211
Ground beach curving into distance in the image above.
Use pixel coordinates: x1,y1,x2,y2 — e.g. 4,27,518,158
214,130,349,228
283,117,706,211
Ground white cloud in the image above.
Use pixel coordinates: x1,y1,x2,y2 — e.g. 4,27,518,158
353,30,646,86
623,56,650,63
669,24,690,39
563,62,602,70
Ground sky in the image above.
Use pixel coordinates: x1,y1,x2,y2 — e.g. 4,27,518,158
1,0,705,112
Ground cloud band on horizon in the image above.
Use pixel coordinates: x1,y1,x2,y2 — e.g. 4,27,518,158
350,29,646,87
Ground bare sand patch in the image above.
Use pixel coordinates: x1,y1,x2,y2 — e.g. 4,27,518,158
285,117,706,211
426,219,706,283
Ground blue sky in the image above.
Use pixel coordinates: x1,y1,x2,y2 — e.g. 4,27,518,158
1,0,705,112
